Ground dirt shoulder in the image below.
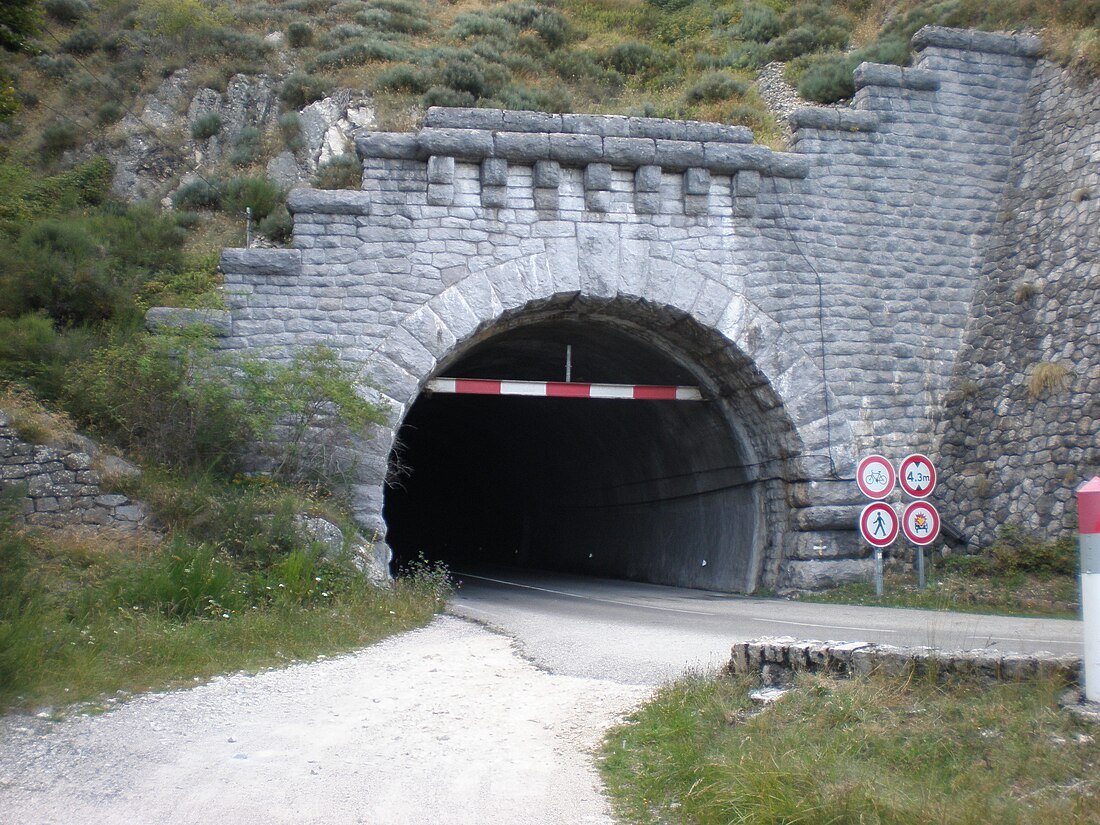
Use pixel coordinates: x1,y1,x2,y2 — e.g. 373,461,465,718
0,615,650,825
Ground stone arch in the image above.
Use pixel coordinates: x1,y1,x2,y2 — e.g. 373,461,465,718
349,245,854,591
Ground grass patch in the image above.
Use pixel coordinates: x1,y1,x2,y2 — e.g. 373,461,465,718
801,568,1080,619
803,526,1080,619
601,670,1100,825
0,499,450,713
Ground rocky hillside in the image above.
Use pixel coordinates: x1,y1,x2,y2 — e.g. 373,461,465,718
2,1,1096,223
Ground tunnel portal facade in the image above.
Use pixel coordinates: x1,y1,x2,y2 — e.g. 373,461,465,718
216,29,1045,591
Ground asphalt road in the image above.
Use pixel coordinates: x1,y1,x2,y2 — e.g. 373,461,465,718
448,567,1084,686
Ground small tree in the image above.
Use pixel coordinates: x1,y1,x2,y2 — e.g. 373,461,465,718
241,346,388,486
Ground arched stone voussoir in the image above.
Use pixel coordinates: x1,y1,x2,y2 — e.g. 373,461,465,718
453,269,504,325
428,288,480,344
401,305,456,360
711,293,851,459
365,352,421,410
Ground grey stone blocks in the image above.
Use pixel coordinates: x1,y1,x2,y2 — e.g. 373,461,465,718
480,157,508,186
729,638,1081,688
853,62,940,91
427,155,454,184
419,127,494,159
912,25,1042,57
583,162,612,191
533,160,561,189
287,188,371,215
220,248,302,278
683,167,711,196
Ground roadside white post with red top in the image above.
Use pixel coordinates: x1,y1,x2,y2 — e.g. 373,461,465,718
1079,477,1100,702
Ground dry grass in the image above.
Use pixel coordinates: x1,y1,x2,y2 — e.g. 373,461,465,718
1028,360,1073,399
0,383,79,446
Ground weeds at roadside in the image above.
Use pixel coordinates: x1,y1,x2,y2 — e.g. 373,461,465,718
601,670,1100,825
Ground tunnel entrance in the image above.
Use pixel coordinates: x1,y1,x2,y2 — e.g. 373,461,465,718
383,303,787,592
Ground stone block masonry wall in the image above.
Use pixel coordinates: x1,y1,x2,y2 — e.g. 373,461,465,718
935,61,1100,547
729,637,1081,688
0,411,150,531
216,27,1068,590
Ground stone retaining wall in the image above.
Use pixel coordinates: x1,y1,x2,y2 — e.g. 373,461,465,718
0,411,150,531
729,637,1082,687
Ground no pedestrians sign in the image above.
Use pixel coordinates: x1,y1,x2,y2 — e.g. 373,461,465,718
859,501,899,548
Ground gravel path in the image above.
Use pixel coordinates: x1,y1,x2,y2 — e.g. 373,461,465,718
0,616,651,824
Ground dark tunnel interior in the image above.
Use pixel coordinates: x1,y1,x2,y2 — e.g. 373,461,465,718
383,318,763,592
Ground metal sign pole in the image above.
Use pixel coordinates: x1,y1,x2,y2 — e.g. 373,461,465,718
1078,477,1100,703
874,547,884,596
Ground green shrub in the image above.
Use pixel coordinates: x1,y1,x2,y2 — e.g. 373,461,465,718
280,73,329,109
684,71,747,104
373,63,432,93
498,2,571,48
173,178,223,210
796,53,855,102
315,153,361,190
96,101,125,126
602,41,668,76
278,111,304,151
44,0,90,24
64,328,252,471
241,344,388,484
491,82,572,113
39,120,81,158
0,314,93,399
222,176,284,220
61,28,101,55
768,26,818,61
190,111,223,140
732,3,781,42
1,202,186,327
721,101,771,134
309,38,413,71
724,40,771,69
30,54,77,80
229,126,263,167
440,59,490,98
357,7,430,35
450,10,510,39
257,206,293,243
200,29,272,64
421,85,476,108
991,525,1077,577
287,20,314,48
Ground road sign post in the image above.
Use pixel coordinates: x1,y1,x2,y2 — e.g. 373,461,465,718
859,501,899,598
1079,477,1100,703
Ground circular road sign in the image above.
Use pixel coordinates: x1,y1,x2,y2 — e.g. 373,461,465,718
902,501,940,545
859,502,899,548
856,455,896,500
899,453,937,498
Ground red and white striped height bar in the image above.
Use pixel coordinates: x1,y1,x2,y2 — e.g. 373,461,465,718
1079,476,1100,702
425,377,703,401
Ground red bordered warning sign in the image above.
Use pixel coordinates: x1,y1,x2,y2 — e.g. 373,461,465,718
899,453,937,498
902,501,940,545
859,502,899,548
856,455,895,500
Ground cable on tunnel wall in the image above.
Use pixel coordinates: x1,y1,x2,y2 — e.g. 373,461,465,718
770,176,840,480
